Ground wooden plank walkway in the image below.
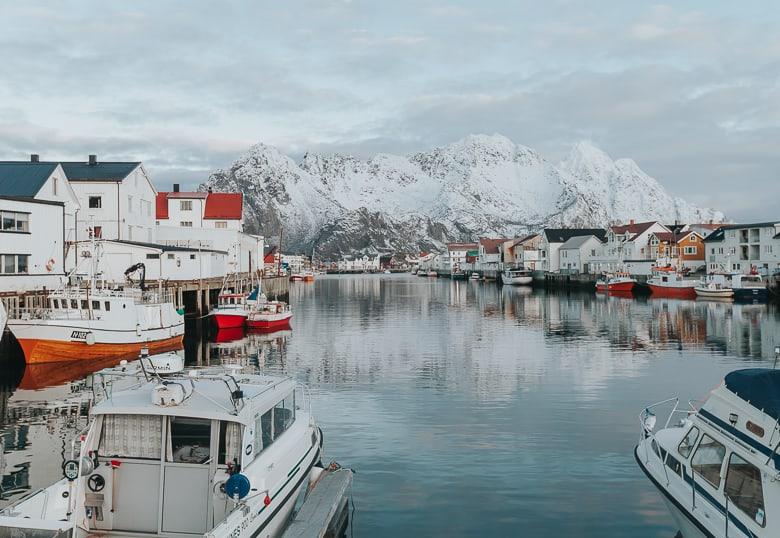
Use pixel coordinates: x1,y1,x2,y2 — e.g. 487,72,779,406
282,468,353,538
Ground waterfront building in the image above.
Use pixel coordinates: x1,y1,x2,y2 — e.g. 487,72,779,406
703,221,780,275
501,234,540,270
476,238,505,273
538,228,607,272
558,235,604,274
281,254,307,274
336,255,380,271
156,186,263,274
0,160,81,292
446,242,478,273
648,230,706,271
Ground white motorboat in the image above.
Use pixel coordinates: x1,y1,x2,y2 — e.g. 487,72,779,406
695,273,734,300
6,241,184,364
470,272,481,280
502,268,532,286
0,361,323,537
636,368,780,537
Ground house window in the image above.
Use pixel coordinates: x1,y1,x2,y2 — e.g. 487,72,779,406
127,195,133,213
725,452,765,526
93,226,102,238
215,221,227,229
52,177,58,195
88,196,102,208
590,249,596,256
684,246,697,255
691,434,726,488
1,254,30,274
0,211,29,232
180,221,192,227
190,254,196,260
180,200,193,211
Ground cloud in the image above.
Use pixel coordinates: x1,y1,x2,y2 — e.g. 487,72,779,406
0,1,777,221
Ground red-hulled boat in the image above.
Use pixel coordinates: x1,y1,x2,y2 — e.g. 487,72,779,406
647,268,697,299
247,301,292,331
210,292,250,328
595,272,637,293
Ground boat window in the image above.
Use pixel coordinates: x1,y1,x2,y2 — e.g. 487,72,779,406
100,414,163,460
261,409,273,449
678,427,699,459
169,417,211,464
104,301,111,311
746,421,764,438
274,394,295,438
61,300,67,310
217,421,243,465
725,452,765,526
92,300,100,310
52,299,58,309
71,299,78,309
665,453,682,476
691,434,726,488
651,439,660,459
81,300,88,310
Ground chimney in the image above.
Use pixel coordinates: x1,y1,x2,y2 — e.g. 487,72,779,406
173,183,180,193
207,187,213,193
88,154,97,165
30,154,39,162
629,219,635,225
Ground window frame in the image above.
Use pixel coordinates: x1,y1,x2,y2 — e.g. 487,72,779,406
88,196,102,209
678,426,699,459
691,433,727,489
725,451,766,527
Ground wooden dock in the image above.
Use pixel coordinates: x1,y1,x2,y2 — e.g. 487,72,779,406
282,468,353,538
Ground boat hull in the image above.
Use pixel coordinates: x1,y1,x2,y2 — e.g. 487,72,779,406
648,284,697,299
15,334,183,364
733,288,769,303
608,281,635,292
247,312,293,330
212,312,247,329
504,276,532,286
694,287,733,299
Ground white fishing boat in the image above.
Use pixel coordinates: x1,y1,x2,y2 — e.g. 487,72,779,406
695,273,734,300
6,239,184,364
502,268,532,286
636,367,780,537
0,359,324,537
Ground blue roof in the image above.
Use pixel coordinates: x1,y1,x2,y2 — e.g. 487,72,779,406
725,369,780,421
60,162,139,181
0,162,58,197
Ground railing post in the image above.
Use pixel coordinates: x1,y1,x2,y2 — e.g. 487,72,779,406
691,465,696,511
724,494,729,537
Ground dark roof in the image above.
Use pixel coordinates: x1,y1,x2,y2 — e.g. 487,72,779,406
703,227,725,243
60,162,139,181
725,369,780,421
0,194,64,206
0,162,58,197
111,240,227,255
543,228,607,243
705,222,779,242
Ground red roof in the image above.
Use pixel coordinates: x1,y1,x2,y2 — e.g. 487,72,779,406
610,221,658,236
446,242,478,251
479,237,505,254
155,191,243,220
204,193,242,220
156,192,169,219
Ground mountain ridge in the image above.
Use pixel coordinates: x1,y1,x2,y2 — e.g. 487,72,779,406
201,134,725,257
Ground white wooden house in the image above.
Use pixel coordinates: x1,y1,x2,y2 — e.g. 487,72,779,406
538,229,606,272
558,235,604,274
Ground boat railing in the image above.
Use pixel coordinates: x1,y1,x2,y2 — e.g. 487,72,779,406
639,397,698,487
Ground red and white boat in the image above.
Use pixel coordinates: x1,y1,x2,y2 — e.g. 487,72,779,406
247,300,292,331
647,268,697,299
210,292,251,329
595,272,637,293
290,273,304,282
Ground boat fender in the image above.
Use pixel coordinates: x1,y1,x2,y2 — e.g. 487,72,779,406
85,333,95,346
45,258,55,272
224,473,251,499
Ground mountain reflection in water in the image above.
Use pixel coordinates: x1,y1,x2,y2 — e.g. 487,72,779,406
0,275,777,537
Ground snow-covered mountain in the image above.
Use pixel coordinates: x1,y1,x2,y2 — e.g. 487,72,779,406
201,134,724,257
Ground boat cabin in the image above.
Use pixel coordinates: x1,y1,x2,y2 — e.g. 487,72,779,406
638,368,780,537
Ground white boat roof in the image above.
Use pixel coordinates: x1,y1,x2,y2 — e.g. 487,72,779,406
91,371,295,424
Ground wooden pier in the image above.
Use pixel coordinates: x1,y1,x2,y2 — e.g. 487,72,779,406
282,467,353,538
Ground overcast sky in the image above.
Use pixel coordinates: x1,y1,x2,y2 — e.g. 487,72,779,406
1,1,777,220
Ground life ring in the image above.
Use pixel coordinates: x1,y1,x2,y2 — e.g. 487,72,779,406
45,258,55,272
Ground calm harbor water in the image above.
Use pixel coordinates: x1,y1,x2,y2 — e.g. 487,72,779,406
1,274,778,536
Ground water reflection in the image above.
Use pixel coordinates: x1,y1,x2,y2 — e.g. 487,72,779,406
0,276,777,537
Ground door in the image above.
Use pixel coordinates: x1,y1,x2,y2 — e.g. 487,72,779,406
162,417,214,534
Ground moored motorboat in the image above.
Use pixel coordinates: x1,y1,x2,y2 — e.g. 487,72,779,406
502,268,532,286
427,270,438,278
470,272,481,280
247,301,292,331
290,273,304,282
211,293,251,329
695,273,734,300
647,268,697,299
0,361,324,537
451,271,467,280
636,368,780,537
596,272,637,293
731,273,769,303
